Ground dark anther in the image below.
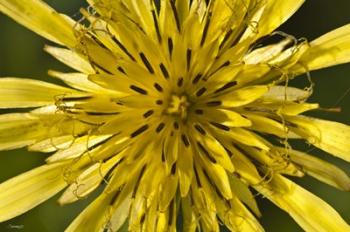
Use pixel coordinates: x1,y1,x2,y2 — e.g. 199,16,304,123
151,10,162,42
210,122,230,131
173,121,179,130
196,87,207,97
170,0,181,32
197,142,217,163
194,124,206,135
143,110,154,118
181,134,190,147
131,125,149,137
112,36,136,61
154,83,163,92
187,49,192,71
117,66,126,74
200,12,212,46
171,163,177,175
139,52,155,74
159,63,169,79
192,73,203,85
156,123,165,133
206,101,222,107
177,77,184,87
168,37,173,57
130,85,148,95
195,109,204,115
214,81,237,93
156,100,163,105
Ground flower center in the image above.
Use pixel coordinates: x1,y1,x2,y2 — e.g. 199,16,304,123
166,94,190,120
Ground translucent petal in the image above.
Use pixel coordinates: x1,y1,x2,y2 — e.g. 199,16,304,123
257,175,350,232
243,0,305,40
0,0,77,46
277,147,350,190
65,193,112,232
287,116,350,162
295,24,350,71
0,162,67,222
45,46,94,74
0,78,79,108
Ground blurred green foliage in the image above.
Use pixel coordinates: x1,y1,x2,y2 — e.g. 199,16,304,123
0,1,350,231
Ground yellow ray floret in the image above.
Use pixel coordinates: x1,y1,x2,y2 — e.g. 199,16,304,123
0,0,350,231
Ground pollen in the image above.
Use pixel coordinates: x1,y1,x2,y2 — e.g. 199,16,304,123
166,94,190,119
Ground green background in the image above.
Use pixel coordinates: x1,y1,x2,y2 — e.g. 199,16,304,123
0,1,350,231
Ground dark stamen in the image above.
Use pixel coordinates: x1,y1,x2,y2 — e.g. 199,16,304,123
156,100,163,105
62,96,93,101
171,163,177,175
132,165,146,197
194,167,202,187
151,10,162,42
86,111,119,116
219,29,233,50
187,49,192,71
170,0,181,32
195,109,204,115
196,87,207,97
200,12,212,46
197,142,217,163
210,122,230,131
194,124,206,135
143,110,154,118
177,77,184,87
192,73,202,85
214,81,237,93
130,85,148,95
117,66,126,74
140,52,155,74
206,101,222,107
168,37,173,57
154,83,163,92
159,63,170,79
156,123,165,133
112,36,136,61
181,134,190,147
91,61,113,75
131,125,149,137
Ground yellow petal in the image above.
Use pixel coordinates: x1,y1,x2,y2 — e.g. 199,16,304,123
287,116,350,162
0,113,43,150
44,46,94,74
0,0,77,46
0,78,78,108
0,162,67,222
46,134,112,163
295,24,350,71
59,154,122,205
242,0,305,40
277,147,350,191
263,86,310,101
65,192,112,232
207,85,269,108
229,175,261,217
256,175,350,232
108,196,132,232
223,197,264,232
181,195,197,232
196,159,232,200
177,133,193,197
48,71,110,93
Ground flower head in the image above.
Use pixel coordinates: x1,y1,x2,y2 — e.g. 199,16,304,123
1,0,350,231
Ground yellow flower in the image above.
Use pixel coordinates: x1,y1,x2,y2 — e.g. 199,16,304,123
0,0,350,231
